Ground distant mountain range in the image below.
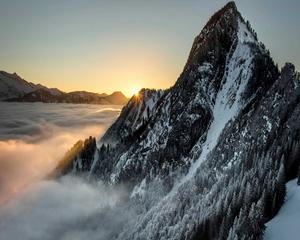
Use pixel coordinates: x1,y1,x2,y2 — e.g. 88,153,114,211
0,71,128,105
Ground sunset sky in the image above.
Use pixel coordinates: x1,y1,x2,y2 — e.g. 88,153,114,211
0,0,299,97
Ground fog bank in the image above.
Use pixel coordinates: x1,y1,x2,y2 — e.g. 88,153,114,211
0,176,132,240
0,102,121,203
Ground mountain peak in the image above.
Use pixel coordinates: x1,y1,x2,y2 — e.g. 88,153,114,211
53,3,297,239
110,91,126,97
104,91,128,105
0,70,22,81
223,1,237,11
185,2,243,69
204,1,238,29
282,62,295,74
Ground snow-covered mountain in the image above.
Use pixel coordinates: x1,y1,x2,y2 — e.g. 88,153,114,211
101,89,165,145
0,71,47,100
55,2,300,239
0,71,63,100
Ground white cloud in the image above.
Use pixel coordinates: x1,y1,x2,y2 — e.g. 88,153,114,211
0,176,131,240
0,103,120,203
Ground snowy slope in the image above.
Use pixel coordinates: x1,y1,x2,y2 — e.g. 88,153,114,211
264,180,300,240
55,2,300,240
0,71,39,100
180,18,256,185
0,71,64,100
101,89,164,145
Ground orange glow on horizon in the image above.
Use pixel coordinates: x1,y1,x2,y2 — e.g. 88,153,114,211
8,42,182,99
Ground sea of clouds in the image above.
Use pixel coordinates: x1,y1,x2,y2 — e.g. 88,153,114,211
0,102,121,203
0,176,134,240
0,102,136,240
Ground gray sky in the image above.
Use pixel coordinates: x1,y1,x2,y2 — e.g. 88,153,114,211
0,0,299,95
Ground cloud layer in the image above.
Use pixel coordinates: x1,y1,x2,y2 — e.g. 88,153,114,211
0,176,132,240
0,102,121,203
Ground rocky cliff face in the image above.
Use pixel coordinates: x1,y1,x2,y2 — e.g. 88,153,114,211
57,2,300,239
90,1,279,185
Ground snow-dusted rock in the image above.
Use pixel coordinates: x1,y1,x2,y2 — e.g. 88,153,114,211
57,2,300,240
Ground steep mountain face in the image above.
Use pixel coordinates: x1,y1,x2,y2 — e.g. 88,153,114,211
86,1,278,185
102,89,165,144
56,2,300,240
50,137,97,178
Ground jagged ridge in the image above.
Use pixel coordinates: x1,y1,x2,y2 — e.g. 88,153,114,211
56,2,300,240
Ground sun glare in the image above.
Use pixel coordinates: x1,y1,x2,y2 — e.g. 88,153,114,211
131,87,140,97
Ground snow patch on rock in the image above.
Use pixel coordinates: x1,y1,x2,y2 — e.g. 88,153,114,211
264,179,300,240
